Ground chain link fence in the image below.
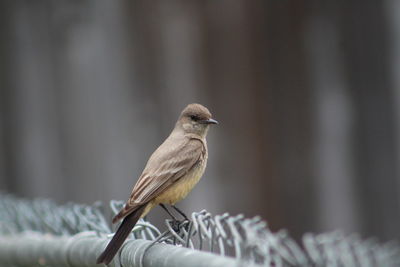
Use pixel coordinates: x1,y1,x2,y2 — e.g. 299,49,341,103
0,193,399,266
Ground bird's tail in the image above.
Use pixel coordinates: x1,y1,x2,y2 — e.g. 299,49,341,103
96,204,146,265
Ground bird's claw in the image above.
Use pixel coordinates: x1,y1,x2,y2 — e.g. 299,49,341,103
170,219,190,232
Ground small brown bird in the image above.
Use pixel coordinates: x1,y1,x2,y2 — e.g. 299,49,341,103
96,103,218,265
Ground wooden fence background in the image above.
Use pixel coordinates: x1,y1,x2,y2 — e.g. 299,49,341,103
1,0,400,241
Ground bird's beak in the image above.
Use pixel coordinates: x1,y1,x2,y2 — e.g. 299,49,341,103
200,118,218,125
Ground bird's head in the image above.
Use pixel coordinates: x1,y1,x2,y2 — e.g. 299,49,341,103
177,103,218,137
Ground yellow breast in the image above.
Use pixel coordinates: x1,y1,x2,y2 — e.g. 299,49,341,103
154,161,206,205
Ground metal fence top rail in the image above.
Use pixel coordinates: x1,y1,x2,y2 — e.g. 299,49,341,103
0,193,399,266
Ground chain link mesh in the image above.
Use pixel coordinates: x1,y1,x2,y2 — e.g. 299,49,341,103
0,193,399,266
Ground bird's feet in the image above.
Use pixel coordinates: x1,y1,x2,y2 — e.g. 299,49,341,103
170,218,190,233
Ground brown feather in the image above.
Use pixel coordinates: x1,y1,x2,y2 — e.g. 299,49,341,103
96,204,147,265
112,137,205,223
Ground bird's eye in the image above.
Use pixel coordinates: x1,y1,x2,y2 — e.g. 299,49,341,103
190,115,199,121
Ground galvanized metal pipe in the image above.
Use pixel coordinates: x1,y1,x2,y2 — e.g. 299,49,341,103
0,231,238,267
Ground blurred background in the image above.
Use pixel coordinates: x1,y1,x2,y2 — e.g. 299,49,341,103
1,0,400,242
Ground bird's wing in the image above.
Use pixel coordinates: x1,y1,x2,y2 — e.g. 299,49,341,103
113,137,205,222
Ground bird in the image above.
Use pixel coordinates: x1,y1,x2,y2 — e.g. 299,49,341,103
96,103,218,265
